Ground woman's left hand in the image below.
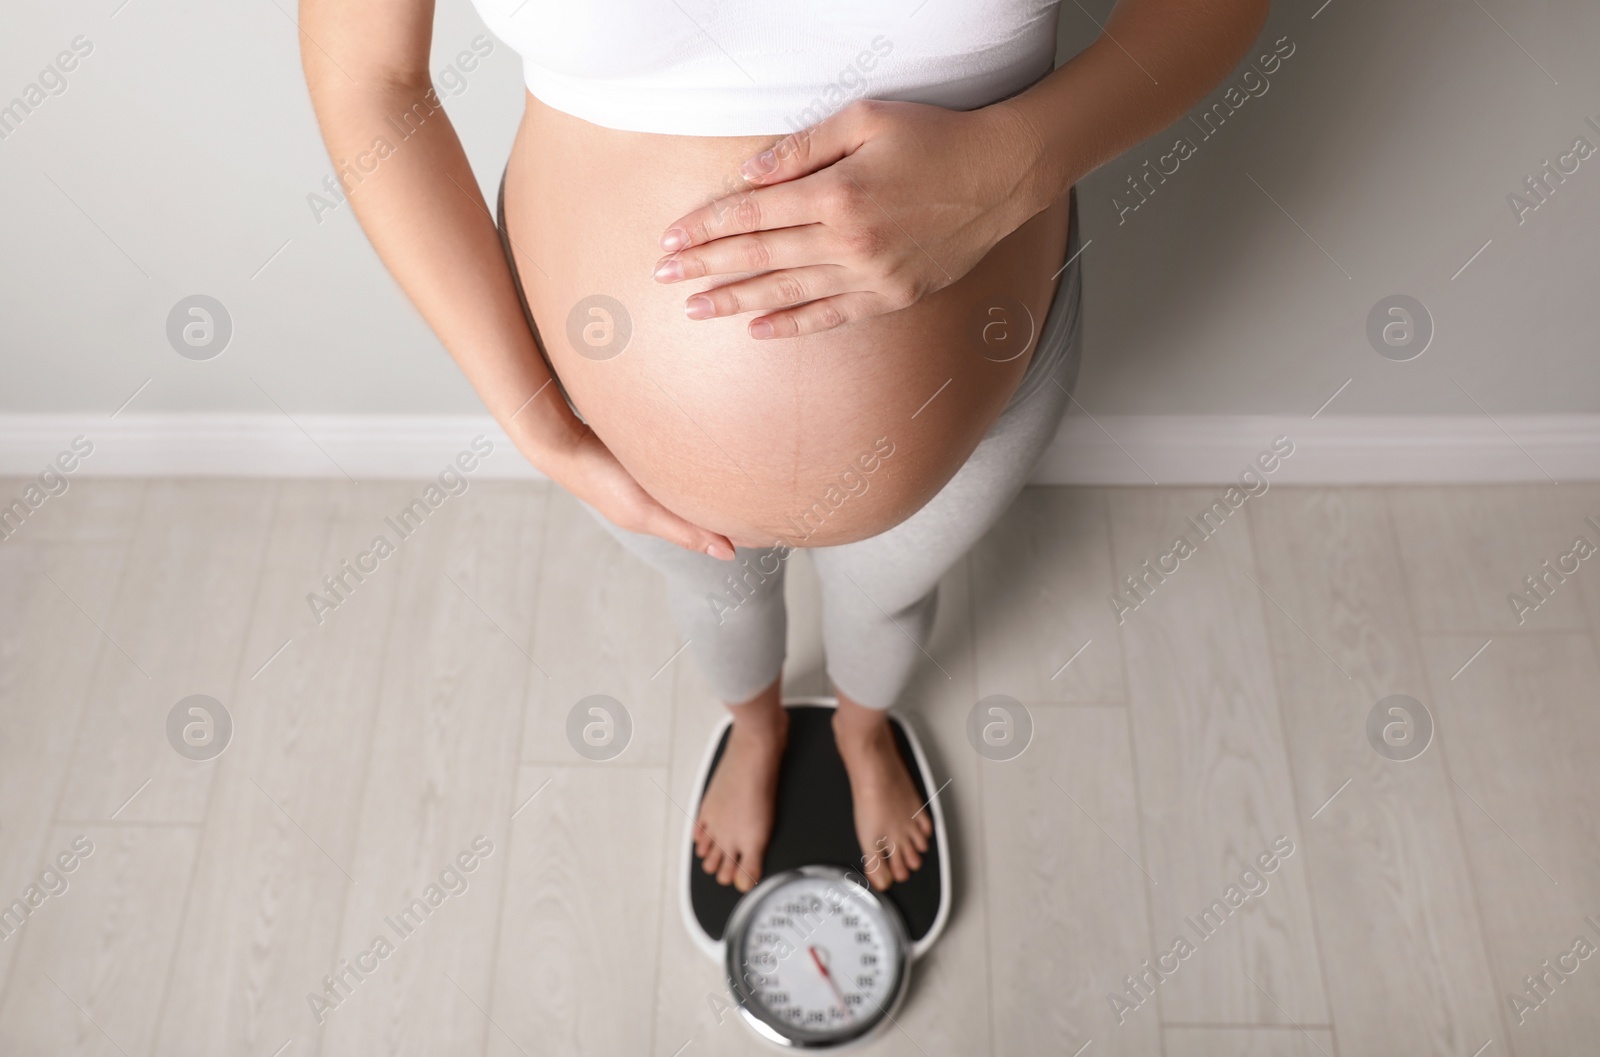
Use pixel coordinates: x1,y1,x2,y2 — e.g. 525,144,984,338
653,98,1047,339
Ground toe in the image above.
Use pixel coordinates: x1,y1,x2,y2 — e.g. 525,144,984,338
899,842,923,872
916,812,934,838
702,845,723,875
737,838,768,892
864,857,891,891
907,824,929,855
717,852,740,887
889,853,910,883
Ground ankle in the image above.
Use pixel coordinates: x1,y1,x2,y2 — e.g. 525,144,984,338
728,680,787,735
832,695,892,753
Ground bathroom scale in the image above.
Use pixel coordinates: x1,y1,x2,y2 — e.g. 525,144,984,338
682,697,951,1048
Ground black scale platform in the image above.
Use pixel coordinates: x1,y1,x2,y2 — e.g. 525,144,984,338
688,704,943,945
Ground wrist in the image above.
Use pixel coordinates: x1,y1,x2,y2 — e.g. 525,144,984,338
504,393,587,477
981,98,1074,222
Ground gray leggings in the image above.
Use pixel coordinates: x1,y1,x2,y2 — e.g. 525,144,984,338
497,171,1082,710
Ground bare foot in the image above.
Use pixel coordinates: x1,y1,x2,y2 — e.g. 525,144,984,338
833,693,933,890
693,678,789,893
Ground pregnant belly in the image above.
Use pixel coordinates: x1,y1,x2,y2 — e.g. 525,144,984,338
504,91,1072,548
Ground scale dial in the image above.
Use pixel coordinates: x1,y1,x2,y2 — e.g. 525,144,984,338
724,866,909,1048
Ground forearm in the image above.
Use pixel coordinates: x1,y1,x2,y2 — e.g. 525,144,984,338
996,0,1272,214
302,73,584,469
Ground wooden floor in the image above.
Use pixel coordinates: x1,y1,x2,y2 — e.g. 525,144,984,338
0,479,1596,1057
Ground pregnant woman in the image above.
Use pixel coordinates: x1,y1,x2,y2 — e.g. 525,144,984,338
301,0,1266,891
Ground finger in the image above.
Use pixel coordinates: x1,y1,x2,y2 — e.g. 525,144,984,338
737,101,872,186
661,98,886,250
642,504,735,560
685,265,851,321
655,226,827,284
748,291,885,340
661,179,817,252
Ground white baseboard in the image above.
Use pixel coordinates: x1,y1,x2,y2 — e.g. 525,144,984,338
1,413,1596,485
1030,413,1599,485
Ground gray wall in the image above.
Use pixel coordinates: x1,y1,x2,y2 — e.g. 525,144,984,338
1,0,1596,418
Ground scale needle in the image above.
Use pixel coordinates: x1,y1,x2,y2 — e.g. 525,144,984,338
808,946,854,1020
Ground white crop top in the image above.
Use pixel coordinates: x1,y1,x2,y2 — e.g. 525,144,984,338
467,0,1062,136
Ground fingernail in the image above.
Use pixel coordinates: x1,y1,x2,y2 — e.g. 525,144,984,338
653,258,682,281
740,149,776,180
661,227,688,251
749,320,774,339
685,295,714,320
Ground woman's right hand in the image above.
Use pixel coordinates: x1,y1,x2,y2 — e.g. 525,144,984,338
296,0,732,563
547,425,737,560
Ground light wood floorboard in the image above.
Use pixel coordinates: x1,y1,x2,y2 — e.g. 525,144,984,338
0,494,140,997
1105,487,1328,1025
318,483,546,1056
151,482,418,1057
56,480,279,824
1249,489,1502,1056
521,490,681,768
490,764,671,1057
1164,1024,1337,1057
1387,484,1593,634
0,479,147,544
982,705,1159,1056
0,824,199,1057
970,488,1125,703
1420,632,1600,1057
